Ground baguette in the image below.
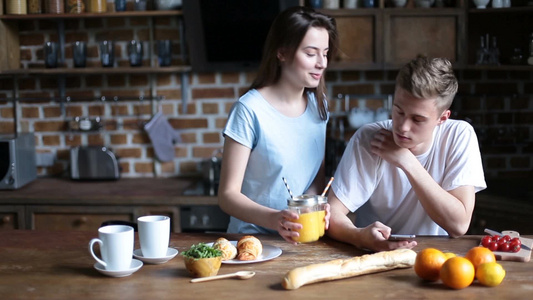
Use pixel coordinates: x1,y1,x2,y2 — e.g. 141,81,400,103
282,248,416,290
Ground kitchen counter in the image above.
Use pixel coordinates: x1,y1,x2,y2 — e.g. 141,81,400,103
0,177,217,205
0,230,532,300
0,178,222,232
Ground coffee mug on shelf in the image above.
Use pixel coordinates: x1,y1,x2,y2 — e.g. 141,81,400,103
137,215,170,258
99,40,115,68
128,40,144,67
157,40,172,67
44,41,58,68
88,225,134,271
72,41,87,68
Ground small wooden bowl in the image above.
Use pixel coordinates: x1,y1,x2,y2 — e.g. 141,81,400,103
183,256,222,278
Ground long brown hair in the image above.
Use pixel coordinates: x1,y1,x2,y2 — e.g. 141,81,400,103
249,6,338,121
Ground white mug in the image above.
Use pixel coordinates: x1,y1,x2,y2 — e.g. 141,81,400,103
137,215,170,258
89,225,134,271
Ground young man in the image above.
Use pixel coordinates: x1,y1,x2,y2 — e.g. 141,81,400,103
327,56,486,252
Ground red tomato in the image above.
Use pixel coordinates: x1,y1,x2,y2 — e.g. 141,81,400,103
492,235,501,241
481,235,492,248
510,237,521,245
488,241,499,251
511,244,521,252
498,242,511,252
501,235,511,243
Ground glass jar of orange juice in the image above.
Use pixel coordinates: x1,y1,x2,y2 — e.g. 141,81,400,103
316,196,327,237
287,195,319,243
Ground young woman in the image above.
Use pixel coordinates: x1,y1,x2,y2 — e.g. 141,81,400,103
218,6,338,244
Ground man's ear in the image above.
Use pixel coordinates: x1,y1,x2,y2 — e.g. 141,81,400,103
438,110,451,124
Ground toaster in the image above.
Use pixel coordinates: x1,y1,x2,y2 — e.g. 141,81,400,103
70,146,120,180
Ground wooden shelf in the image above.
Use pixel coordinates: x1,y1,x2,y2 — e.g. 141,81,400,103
466,64,533,71
0,10,182,20
468,7,533,13
0,66,192,76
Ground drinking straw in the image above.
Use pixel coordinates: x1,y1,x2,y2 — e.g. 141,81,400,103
321,177,334,197
282,177,294,199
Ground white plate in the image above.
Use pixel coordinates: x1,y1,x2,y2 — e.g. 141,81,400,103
206,241,282,264
133,248,179,264
94,259,143,277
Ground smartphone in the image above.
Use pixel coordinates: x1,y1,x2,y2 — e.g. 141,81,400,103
389,234,416,241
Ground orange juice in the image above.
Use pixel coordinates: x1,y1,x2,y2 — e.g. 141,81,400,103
291,211,320,243
317,209,326,237
316,195,327,237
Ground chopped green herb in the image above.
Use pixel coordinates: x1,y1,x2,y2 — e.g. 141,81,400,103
182,243,222,259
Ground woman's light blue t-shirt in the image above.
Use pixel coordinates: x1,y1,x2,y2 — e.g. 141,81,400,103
223,89,328,234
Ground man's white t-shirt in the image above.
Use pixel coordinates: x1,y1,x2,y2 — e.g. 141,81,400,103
332,119,486,236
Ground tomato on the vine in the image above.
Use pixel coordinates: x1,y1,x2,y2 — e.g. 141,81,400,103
501,235,511,243
481,235,492,247
510,237,521,245
488,241,499,251
498,242,511,252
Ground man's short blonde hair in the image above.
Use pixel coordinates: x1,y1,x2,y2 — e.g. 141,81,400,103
396,56,458,113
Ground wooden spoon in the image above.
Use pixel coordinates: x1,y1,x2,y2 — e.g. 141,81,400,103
190,271,256,283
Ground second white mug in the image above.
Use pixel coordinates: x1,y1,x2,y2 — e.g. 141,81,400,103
138,215,170,258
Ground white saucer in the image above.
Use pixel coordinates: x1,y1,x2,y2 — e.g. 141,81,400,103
94,259,143,277
132,248,179,264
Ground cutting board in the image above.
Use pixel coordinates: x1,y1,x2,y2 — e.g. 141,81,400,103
480,230,533,262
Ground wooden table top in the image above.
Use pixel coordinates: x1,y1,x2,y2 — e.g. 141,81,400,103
1,230,532,300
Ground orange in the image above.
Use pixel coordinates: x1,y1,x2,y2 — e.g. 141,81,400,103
440,257,475,289
443,252,456,260
476,262,506,287
414,248,447,281
465,246,496,270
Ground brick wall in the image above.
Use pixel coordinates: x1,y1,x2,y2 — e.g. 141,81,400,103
0,18,531,180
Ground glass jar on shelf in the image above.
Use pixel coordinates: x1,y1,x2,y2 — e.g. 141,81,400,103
90,0,107,13
28,0,42,14
46,0,64,13
66,0,86,13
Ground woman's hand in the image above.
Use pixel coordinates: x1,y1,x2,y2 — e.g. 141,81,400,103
275,209,302,244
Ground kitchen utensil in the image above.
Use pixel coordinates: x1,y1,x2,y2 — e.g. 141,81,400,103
190,271,255,283
482,229,532,262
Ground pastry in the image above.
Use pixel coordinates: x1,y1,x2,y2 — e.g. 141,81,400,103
282,248,417,289
237,235,263,261
212,237,237,261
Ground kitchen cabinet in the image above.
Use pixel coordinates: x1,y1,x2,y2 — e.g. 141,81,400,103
0,205,24,230
466,6,533,70
0,178,225,233
321,3,466,70
28,205,135,231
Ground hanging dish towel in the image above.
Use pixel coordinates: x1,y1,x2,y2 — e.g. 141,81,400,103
144,112,181,162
